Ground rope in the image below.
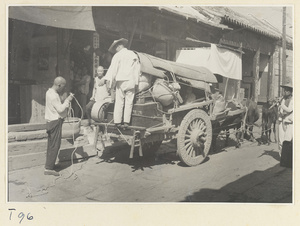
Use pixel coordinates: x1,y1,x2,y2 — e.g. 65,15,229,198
214,119,276,138
115,127,131,145
26,95,85,198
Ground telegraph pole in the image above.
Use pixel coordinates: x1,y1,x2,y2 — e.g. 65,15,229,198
282,7,287,86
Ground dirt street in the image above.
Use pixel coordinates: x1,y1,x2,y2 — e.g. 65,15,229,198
8,127,292,203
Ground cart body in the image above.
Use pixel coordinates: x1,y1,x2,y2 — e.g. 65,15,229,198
93,52,246,166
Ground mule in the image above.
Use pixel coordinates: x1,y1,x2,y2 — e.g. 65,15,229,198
260,99,278,145
242,99,260,142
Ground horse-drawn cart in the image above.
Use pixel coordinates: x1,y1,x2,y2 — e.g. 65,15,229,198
92,52,246,166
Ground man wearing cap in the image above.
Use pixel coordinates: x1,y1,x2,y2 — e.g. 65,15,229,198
100,38,140,127
278,79,293,168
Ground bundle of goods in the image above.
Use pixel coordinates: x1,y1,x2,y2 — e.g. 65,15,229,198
212,94,226,114
137,73,153,93
152,79,183,107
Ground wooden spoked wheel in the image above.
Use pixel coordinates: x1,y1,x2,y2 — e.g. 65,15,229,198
177,109,212,166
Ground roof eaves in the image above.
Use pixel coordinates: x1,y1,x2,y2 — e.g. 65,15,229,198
156,6,230,30
223,15,281,40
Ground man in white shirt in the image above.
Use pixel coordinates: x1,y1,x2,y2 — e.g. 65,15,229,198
101,38,140,128
44,77,74,176
86,66,110,125
278,80,293,167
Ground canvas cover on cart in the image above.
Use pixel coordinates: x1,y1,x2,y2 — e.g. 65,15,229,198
136,52,217,85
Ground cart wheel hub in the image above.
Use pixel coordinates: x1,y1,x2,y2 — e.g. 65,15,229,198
190,129,205,147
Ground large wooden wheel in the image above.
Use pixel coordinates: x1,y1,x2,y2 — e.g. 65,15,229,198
177,109,212,166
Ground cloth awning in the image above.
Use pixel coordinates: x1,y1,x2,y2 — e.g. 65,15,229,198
176,44,242,80
9,6,95,31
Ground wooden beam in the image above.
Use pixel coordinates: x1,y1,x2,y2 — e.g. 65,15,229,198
236,80,241,100
57,28,71,92
267,52,274,101
282,7,287,84
128,19,139,49
252,48,260,102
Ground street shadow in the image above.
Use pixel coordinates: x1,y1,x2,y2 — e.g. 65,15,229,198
181,164,292,203
96,143,179,171
56,147,90,171
258,149,281,162
210,135,234,155
256,135,277,146
176,156,211,167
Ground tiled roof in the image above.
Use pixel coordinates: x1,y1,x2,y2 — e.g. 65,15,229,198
156,6,292,44
194,6,292,43
156,6,230,30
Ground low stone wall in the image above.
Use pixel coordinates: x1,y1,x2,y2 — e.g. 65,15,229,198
7,122,97,171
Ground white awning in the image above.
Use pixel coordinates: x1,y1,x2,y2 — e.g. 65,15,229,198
9,6,95,31
176,44,242,80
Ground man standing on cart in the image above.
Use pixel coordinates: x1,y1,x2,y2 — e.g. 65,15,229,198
100,38,140,128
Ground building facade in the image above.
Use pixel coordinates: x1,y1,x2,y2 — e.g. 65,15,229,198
7,6,293,125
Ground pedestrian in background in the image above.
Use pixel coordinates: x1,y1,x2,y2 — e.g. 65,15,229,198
75,67,91,118
86,66,110,125
278,79,293,168
44,77,74,176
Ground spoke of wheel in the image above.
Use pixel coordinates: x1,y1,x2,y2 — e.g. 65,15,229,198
194,146,199,156
199,137,206,143
189,122,194,130
187,145,194,156
184,138,191,144
199,122,204,130
191,149,195,158
197,145,204,156
193,120,196,130
186,128,192,135
201,146,205,157
194,119,199,126
184,141,192,150
185,133,192,138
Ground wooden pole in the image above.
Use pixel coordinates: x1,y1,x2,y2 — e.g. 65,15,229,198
224,77,229,99
282,7,287,85
267,51,274,101
278,46,282,97
57,28,71,92
128,19,138,50
252,48,260,102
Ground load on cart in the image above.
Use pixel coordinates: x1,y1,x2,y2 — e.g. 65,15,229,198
91,44,246,166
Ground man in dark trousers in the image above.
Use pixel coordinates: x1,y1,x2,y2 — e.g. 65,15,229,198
44,76,74,176
278,79,293,168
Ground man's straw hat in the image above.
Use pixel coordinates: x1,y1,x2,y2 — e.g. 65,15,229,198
280,78,293,90
108,38,128,54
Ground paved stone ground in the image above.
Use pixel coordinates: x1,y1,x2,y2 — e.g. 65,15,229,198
7,126,292,203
